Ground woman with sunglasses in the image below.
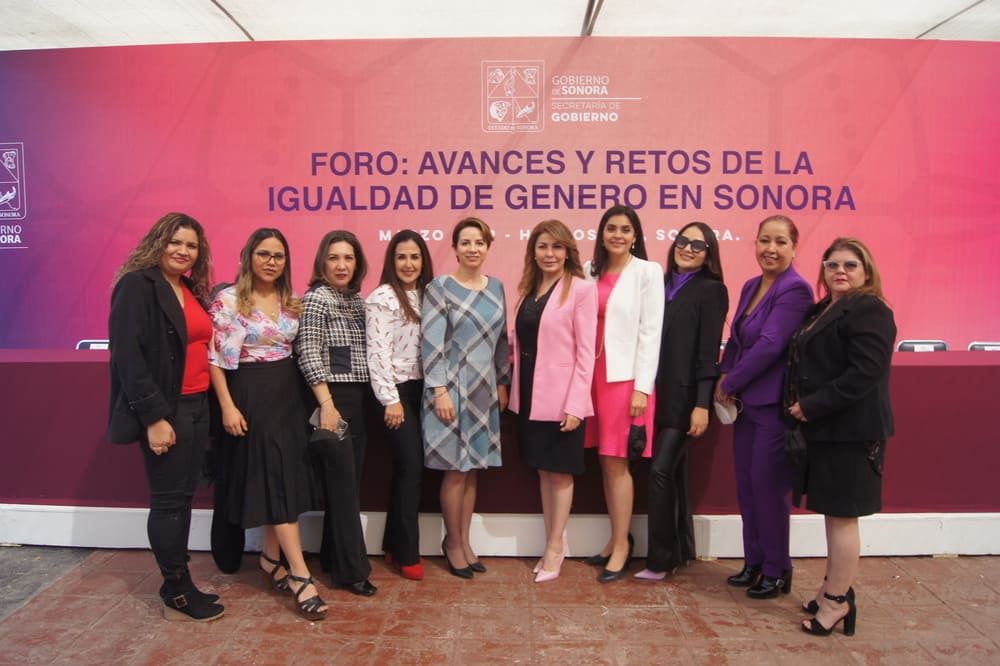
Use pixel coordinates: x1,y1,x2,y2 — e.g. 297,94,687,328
715,215,813,598
635,222,728,581
208,228,326,620
785,238,895,636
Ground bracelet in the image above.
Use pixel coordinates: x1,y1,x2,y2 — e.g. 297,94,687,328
319,397,333,407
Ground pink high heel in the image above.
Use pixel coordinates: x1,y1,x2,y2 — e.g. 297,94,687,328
533,534,569,580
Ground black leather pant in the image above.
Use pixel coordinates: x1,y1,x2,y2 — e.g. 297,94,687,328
646,427,696,572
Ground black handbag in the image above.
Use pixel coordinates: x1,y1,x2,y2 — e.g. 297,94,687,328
627,424,647,461
785,427,807,466
785,426,808,506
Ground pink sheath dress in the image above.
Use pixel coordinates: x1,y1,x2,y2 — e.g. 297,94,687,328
584,273,655,458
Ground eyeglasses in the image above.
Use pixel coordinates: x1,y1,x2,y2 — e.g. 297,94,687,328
254,250,287,263
675,235,708,254
823,260,861,272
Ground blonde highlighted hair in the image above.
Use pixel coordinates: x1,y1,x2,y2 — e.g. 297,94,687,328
518,219,584,305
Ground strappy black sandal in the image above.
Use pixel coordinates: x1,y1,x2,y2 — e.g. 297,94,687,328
801,591,857,636
259,552,290,592
287,574,328,621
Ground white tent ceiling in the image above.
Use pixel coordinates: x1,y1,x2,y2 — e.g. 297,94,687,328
2,0,999,51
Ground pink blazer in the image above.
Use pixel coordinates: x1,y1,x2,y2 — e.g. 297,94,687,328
508,276,598,422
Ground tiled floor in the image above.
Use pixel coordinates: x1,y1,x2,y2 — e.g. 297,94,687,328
0,546,998,664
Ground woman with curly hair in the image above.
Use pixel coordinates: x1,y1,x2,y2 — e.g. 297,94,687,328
108,212,224,622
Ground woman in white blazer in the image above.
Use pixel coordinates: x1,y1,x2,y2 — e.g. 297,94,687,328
582,205,665,583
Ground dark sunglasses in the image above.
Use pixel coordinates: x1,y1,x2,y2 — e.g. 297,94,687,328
823,260,861,272
675,235,708,253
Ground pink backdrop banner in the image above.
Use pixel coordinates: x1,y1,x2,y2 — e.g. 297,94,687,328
1,37,998,348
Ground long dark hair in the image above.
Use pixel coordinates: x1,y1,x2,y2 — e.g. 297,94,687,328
377,230,434,324
665,221,724,284
308,230,368,293
589,204,648,277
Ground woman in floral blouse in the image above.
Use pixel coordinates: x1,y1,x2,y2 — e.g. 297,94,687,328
209,228,326,620
366,230,435,580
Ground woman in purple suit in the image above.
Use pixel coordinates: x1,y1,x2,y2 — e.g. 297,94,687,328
715,215,813,598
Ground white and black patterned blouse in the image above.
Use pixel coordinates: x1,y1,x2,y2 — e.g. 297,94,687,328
296,283,369,386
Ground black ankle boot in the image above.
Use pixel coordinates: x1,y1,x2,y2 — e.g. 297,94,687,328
726,563,762,587
160,570,219,604
160,574,225,622
747,569,792,599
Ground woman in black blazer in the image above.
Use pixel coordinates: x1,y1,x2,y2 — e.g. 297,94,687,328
637,221,728,580
108,212,224,622
786,237,895,637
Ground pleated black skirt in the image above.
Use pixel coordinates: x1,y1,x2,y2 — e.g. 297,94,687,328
224,357,321,528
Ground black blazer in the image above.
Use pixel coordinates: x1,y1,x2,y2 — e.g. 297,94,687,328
654,271,729,430
787,294,895,442
107,267,197,444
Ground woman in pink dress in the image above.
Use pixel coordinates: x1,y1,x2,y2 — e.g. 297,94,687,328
583,205,664,583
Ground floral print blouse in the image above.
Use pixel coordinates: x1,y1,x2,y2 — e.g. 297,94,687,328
208,286,298,370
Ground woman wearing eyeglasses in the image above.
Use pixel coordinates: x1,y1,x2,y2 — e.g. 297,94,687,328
636,222,728,581
209,228,327,620
715,215,813,598
785,238,895,637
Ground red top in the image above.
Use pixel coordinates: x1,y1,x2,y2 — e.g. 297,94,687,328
181,285,212,395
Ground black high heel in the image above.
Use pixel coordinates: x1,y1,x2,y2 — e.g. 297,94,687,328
801,591,857,636
726,563,762,587
597,534,634,584
585,533,632,568
287,574,328,622
747,569,792,599
259,552,290,592
442,538,474,579
804,583,853,614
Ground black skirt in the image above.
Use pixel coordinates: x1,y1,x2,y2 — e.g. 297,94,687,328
224,357,321,528
517,351,585,475
805,440,885,518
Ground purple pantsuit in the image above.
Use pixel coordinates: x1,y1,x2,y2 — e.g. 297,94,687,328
719,266,813,578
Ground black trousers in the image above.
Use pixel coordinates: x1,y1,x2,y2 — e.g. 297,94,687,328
314,382,371,584
380,380,424,566
139,393,209,582
646,427,696,572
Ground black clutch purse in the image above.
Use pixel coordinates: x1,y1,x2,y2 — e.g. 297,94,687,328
627,424,647,461
785,426,808,506
784,427,807,467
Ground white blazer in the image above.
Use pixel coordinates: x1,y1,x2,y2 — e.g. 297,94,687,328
584,256,665,394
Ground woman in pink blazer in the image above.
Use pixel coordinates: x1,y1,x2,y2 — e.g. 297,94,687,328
509,220,598,583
